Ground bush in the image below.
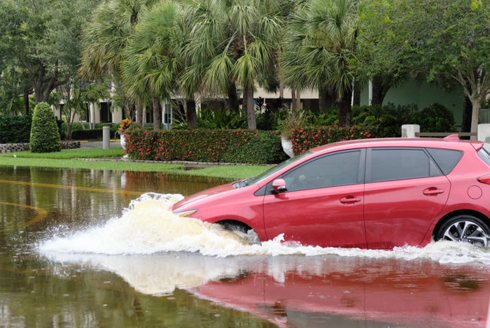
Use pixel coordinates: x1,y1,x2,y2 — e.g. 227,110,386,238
30,102,61,153
289,126,379,155
352,104,418,137
71,127,119,140
412,103,456,132
351,103,456,137
125,126,379,163
125,128,289,164
0,115,32,143
197,108,248,129
60,122,120,140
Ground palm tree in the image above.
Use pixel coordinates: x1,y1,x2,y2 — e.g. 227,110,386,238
121,1,186,130
282,0,359,127
80,0,158,127
183,0,287,129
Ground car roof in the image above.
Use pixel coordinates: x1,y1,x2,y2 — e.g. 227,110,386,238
309,135,484,153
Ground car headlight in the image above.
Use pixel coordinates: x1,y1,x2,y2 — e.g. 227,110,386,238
173,209,198,218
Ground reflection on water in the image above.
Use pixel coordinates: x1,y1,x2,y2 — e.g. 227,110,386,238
40,253,490,328
0,166,489,328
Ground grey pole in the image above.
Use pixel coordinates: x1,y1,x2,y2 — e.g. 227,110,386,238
102,126,110,149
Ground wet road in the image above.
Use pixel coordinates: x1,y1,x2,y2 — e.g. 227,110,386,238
0,165,489,328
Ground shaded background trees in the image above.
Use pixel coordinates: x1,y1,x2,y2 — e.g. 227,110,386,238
0,0,100,113
1,0,489,134
358,0,490,136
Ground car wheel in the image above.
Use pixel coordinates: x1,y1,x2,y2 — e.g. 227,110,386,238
220,222,261,245
436,215,490,247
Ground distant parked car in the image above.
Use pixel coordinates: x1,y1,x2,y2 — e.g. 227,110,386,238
172,135,490,249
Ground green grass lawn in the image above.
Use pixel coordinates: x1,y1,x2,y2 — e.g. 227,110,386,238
0,147,125,159
0,148,271,180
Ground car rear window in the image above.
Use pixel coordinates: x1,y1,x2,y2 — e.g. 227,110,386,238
477,148,490,168
427,148,464,175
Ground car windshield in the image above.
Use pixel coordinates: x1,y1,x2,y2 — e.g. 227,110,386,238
233,151,313,188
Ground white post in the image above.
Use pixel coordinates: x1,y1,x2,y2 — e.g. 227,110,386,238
401,124,420,138
102,126,110,149
478,124,490,152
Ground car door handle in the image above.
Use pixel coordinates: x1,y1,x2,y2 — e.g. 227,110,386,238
340,196,361,204
423,188,444,196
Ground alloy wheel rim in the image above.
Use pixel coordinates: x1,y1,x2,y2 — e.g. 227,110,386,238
443,220,489,247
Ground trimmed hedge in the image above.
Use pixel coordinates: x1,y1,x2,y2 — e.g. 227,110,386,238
289,125,379,154
71,127,119,140
125,129,289,164
125,126,378,164
0,115,32,143
30,102,61,153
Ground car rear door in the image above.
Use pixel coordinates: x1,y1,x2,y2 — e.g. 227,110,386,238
262,149,367,248
363,148,450,249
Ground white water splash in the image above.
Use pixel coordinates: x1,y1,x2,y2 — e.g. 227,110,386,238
37,192,490,265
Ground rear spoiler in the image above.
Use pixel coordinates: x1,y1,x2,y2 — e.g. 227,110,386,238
444,134,484,151
443,134,460,141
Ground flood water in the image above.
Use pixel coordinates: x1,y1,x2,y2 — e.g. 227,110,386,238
1,166,490,328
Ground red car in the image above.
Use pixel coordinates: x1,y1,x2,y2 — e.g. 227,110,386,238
172,135,490,249
189,260,490,327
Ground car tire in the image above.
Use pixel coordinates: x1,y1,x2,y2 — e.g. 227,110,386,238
436,214,490,247
220,222,261,245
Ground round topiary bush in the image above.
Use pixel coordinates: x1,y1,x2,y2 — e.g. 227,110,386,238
30,102,61,153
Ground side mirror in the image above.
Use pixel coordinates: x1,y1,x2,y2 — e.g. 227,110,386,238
272,178,287,194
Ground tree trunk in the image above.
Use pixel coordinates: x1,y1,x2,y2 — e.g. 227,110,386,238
470,97,480,140
153,96,162,130
291,89,297,110
291,89,301,111
318,87,327,114
353,80,361,107
227,83,240,113
461,95,472,133
34,84,42,104
65,87,73,140
23,91,30,115
136,100,144,127
66,123,73,140
186,99,197,129
66,110,73,140
243,87,256,129
318,86,335,114
294,90,301,110
371,76,390,106
338,88,353,127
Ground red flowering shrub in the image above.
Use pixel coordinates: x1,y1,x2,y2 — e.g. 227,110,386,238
124,126,378,163
124,129,288,164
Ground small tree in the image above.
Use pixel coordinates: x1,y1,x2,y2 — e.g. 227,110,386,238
51,77,110,140
359,0,490,137
30,102,61,153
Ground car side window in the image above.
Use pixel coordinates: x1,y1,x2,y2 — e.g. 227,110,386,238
369,148,441,183
279,150,362,192
427,148,463,175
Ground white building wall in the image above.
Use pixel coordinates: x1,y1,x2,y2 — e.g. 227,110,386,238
112,106,123,123
254,87,319,99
